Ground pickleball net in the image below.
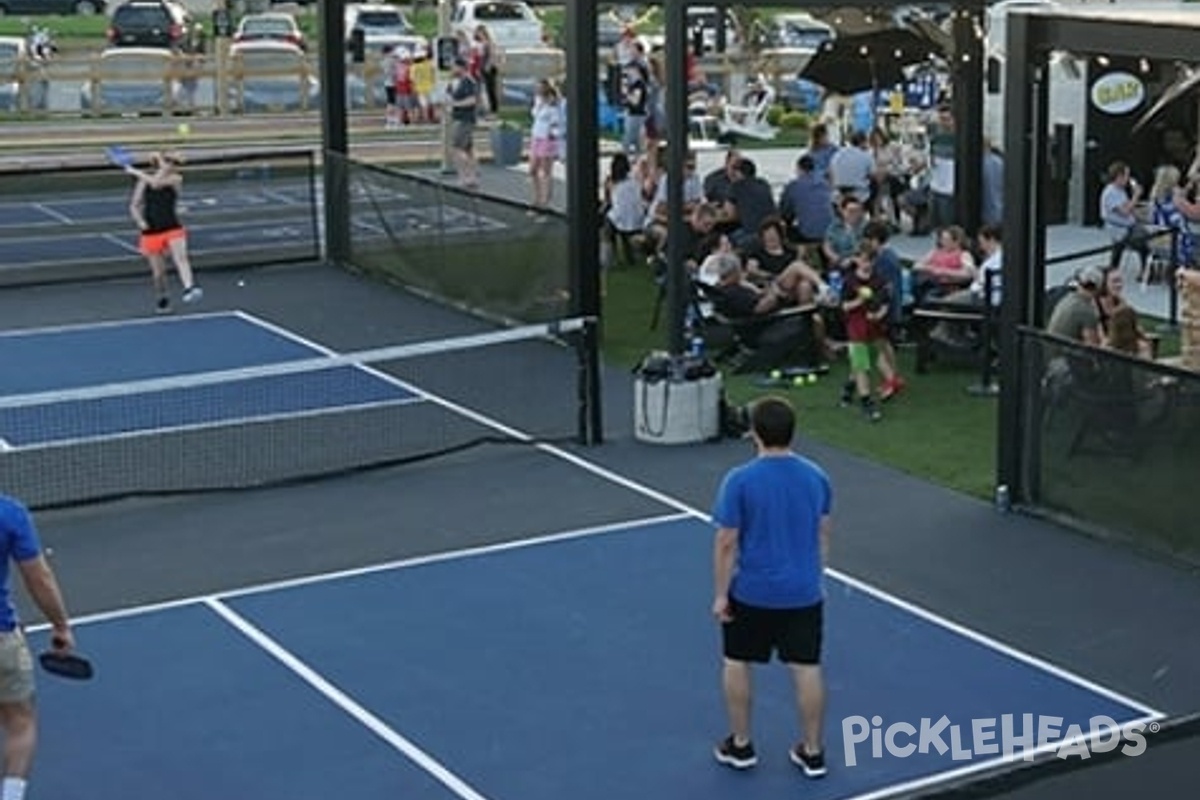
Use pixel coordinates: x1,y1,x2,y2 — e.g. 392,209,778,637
0,318,593,510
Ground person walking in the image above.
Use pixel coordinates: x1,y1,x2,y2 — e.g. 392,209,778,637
0,494,77,800
444,57,480,189
125,150,203,313
710,396,831,779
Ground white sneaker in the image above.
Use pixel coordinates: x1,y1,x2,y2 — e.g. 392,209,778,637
182,286,203,303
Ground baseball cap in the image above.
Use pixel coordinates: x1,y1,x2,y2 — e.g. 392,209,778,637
1076,265,1104,288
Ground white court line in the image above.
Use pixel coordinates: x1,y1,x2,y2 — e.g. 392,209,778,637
0,310,243,339
0,437,11,451
228,312,1168,720
205,598,496,800
101,232,141,255
32,202,73,225
23,512,690,632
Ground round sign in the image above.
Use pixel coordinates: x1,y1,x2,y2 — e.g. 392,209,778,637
1091,71,1145,115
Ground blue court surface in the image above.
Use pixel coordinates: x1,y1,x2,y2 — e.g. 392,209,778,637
0,182,507,269
0,312,419,448
29,514,1162,800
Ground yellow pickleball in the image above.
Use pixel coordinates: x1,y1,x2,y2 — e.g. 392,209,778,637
177,122,191,138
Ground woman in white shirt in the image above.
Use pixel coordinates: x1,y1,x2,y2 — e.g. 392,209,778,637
528,79,561,214
601,152,647,267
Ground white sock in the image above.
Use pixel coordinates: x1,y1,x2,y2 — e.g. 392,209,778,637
1,777,26,800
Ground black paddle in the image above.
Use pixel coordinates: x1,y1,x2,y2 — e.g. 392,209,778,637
38,636,93,681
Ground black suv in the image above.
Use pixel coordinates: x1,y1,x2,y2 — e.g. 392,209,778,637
106,1,191,49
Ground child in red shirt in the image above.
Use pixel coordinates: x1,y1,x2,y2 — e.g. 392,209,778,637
839,248,899,421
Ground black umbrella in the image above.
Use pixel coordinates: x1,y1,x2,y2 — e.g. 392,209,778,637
799,28,944,96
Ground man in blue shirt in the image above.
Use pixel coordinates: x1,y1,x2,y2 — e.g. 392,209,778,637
0,495,76,800
711,397,832,779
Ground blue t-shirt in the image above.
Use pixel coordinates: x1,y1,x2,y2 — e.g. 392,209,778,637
0,495,42,631
712,454,832,609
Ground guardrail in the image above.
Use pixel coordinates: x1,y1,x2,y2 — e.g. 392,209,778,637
0,46,568,118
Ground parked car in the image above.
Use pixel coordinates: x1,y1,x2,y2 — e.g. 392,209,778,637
234,12,306,52
0,36,50,111
228,40,318,113
80,46,181,114
451,0,545,50
0,0,105,14
106,1,191,50
345,3,427,57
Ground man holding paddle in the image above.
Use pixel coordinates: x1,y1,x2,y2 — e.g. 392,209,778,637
0,494,78,800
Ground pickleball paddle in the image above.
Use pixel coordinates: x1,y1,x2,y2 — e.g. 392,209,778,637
39,634,93,680
105,145,134,170
38,651,93,680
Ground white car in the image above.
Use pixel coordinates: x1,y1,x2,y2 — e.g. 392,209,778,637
235,12,307,52
80,46,181,114
452,0,545,51
228,40,318,113
345,3,428,57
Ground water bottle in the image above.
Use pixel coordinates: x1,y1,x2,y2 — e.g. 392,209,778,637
689,334,705,358
828,269,844,302
994,484,1011,514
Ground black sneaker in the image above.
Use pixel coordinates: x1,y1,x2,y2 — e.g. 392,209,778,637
839,380,855,407
861,398,882,422
156,296,171,314
714,735,757,769
790,744,827,778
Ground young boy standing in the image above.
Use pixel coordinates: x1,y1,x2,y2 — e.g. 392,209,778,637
839,247,898,421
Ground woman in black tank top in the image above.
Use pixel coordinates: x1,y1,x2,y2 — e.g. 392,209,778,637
126,150,203,313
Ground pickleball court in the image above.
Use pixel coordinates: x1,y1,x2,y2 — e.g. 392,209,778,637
0,310,1167,800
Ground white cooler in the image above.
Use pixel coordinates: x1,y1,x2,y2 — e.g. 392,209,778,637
633,353,723,445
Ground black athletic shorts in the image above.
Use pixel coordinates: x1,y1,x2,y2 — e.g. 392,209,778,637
722,597,823,665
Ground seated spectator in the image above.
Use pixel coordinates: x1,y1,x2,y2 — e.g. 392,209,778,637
601,152,648,266
828,130,877,206
1096,266,1155,358
1104,305,1147,358
743,216,802,283
912,225,977,303
778,154,834,246
677,202,721,273
930,223,1002,345
1047,265,1104,346
703,149,741,211
822,196,868,271
702,252,828,370
643,150,704,257
720,157,777,250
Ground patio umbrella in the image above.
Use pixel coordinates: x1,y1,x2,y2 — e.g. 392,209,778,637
799,28,944,96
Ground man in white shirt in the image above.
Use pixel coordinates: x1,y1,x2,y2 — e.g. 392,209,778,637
1099,160,1148,273
828,130,876,205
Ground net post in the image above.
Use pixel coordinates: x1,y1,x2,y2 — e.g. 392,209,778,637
306,149,321,262
575,317,603,446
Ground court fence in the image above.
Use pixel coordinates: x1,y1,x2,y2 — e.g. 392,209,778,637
325,150,570,329
1013,326,1200,567
0,148,321,287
